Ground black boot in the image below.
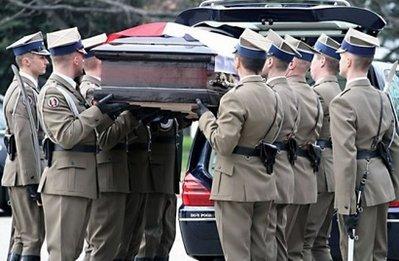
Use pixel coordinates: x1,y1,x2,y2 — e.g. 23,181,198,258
20,256,40,261
7,253,21,261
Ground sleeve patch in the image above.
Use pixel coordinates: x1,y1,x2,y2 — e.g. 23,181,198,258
47,97,60,108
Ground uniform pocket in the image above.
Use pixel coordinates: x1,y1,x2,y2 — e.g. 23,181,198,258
214,163,234,176
54,158,87,191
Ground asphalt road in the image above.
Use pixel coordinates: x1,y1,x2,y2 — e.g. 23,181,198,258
0,206,195,260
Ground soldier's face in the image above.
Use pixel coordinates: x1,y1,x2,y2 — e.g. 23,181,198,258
73,52,85,76
310,55,321,80
29,54,49,76
339,53,350,78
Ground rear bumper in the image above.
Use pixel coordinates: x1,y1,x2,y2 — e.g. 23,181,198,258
178,205,223,257
388,208,399,260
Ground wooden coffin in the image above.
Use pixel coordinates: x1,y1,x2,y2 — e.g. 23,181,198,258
92,37,221,114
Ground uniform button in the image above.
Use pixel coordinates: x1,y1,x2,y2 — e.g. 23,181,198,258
30,176,34,179
70,161,75,165
344,206,349,209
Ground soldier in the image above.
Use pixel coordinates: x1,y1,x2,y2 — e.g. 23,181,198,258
195,29,283,260
261,30,300,261
330,28,399,260
79,34,139,260
284,35,323,261
2,32,49,261
37,27,127,260
115,114,159,260
135,117,182,261
302,34,342,261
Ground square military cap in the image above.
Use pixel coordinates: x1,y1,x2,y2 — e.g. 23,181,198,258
82,33,107,58
47,27,86,56
336,28,380,57
6,32,50,56
285,34,319,62
234,29,267,60
264,29,300,63
314,33,341,60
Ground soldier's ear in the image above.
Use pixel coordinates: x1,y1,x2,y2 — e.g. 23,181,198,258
234,55,240,71
288,59,296,70
320,55,326,68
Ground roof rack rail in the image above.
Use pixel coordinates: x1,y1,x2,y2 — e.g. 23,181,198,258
199,0,351,7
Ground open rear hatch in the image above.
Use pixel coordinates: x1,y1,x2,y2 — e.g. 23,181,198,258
175,0,386,43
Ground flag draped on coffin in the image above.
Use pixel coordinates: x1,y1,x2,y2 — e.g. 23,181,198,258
107,22,238,74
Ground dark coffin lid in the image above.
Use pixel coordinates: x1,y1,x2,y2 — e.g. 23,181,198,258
93,36,217,60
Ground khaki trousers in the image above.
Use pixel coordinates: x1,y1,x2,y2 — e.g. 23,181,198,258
8,216,23,255
42,194,92,261
115,192,147,259
137,193,177,259
338,203,388,261
84,192,127,261
303,193,334,261
214,200,272,261
286,204,310,261
266,203,288,261
8,187,44,256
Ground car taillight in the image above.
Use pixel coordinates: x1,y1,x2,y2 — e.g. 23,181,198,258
182,173,213,206
389,200,399,208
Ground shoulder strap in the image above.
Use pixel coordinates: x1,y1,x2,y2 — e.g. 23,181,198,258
262,90,282,143
371,92,384,149
385,93,398,148
55,86,80,117
310,95,322,137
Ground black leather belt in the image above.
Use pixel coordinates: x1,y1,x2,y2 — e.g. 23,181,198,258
54,144,97,153
357,149,380,160
273,141,288,151
232,146,260,157
152,135,176,143
317,139,332,149
296,147,310,159
127,143,148,152
98,143,126,152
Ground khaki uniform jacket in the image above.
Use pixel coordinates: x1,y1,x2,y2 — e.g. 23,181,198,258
288,76,323,204
127,123,152,193
313,76,341,193
268,77,299,204
1,76,42,186
150,119,180,195
330,78,399,215
78,76,139,193
199,75,283,202
37,73,106,199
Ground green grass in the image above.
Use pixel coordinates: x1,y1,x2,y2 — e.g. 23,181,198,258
180,135,193,179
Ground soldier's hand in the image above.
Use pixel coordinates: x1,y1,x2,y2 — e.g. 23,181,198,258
192,99,209,118
132,108,161,125
26,184,42,206
343,214,359,238
95,97,129,119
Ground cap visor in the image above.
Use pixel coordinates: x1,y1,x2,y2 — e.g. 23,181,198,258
32,49,51,56
77,48,87,55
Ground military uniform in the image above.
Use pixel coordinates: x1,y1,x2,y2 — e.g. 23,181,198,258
266,76,299,261
2,74,45,259
79,73,138,259
303,34,342,261
330,28,399,261
260,29,300,261
115,123,151,259
38,27,110,260
1,32,50,260
136,119,180,261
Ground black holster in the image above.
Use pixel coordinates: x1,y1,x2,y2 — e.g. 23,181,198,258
376,141,393,174
4,134,16,161
307,144,322,172
256,141,278,174
43,138,54,167
286,138,298,165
